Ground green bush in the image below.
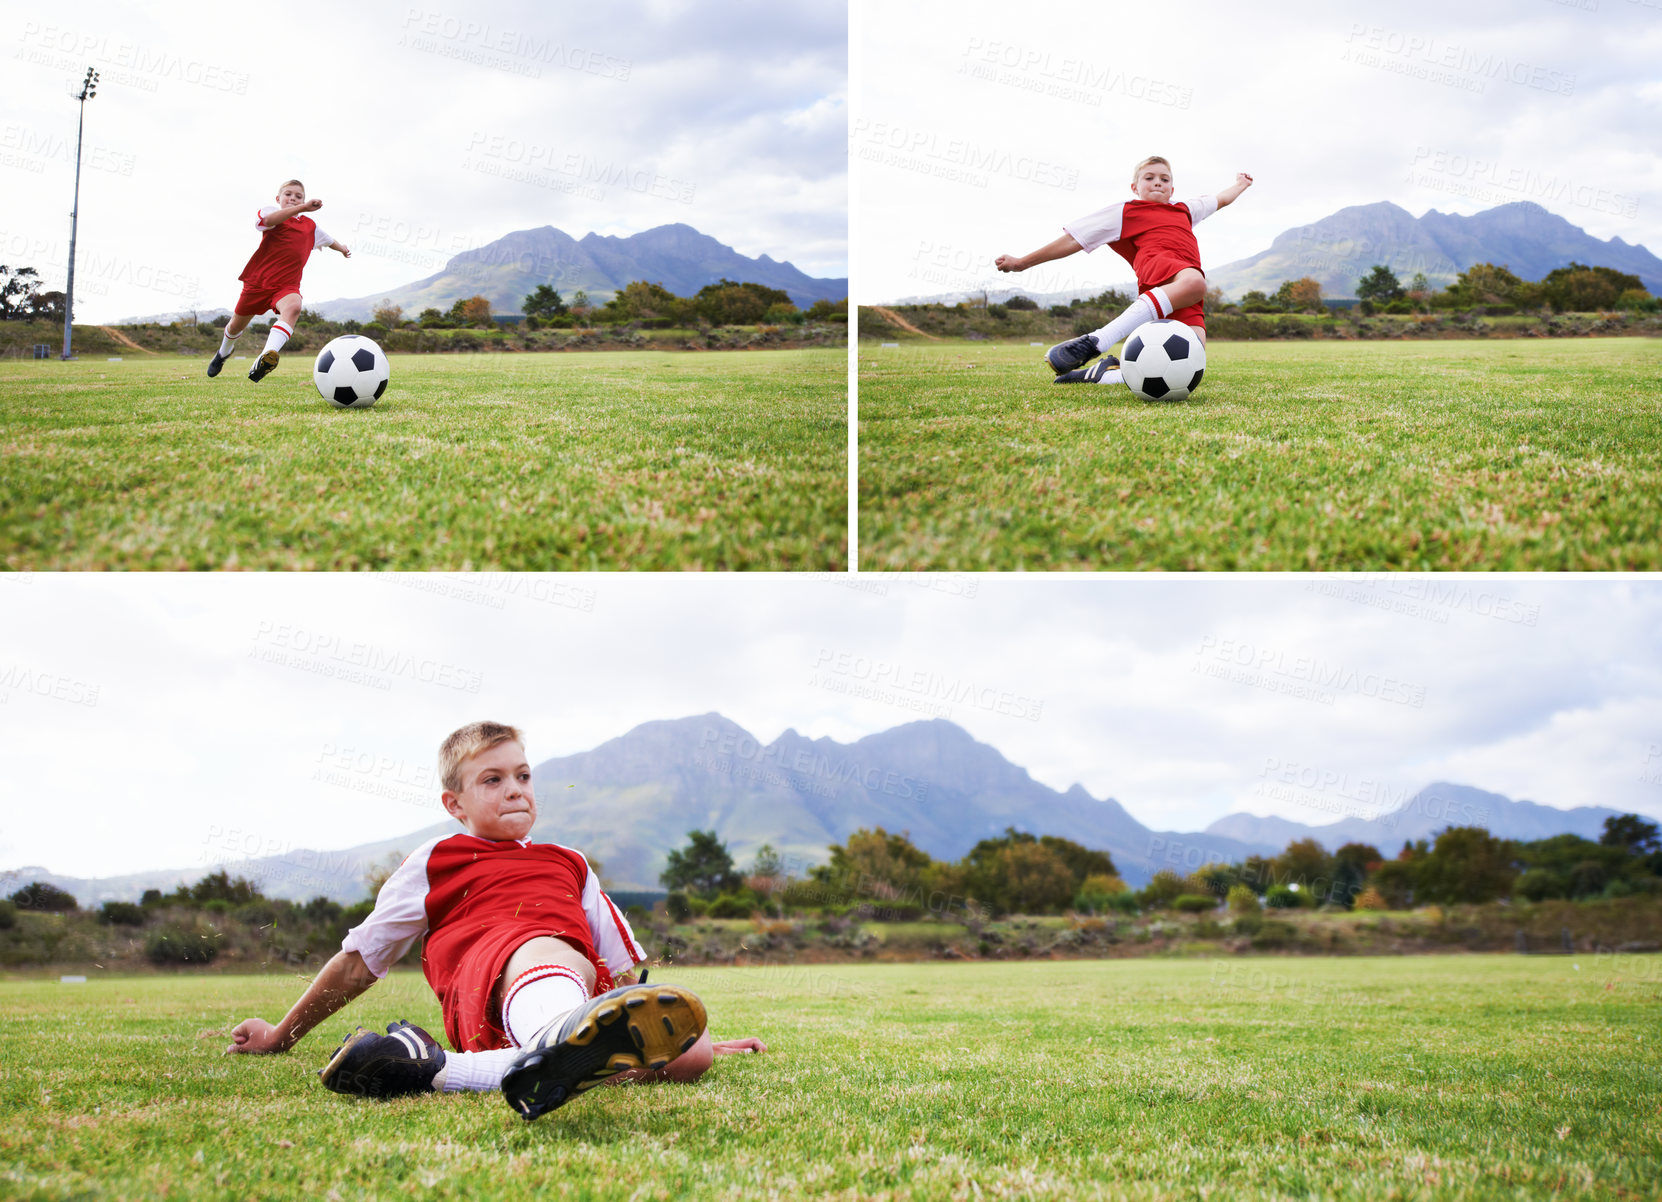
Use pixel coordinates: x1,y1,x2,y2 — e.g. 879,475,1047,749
665,891,694,922
986,304,1009,320
233,900,278,927
145,922,222,965
705,892,756,919
1226,883,1261,914
98,901,146,926
1264,884,1309,909
0,899,15,929
9,882,78,912
1173,894,1217,913
1005,296,1039,311
361,322,388,340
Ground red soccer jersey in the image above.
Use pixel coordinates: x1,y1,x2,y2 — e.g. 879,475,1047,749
1064,196,1220,286
341,833,646,1011
238,206,333,290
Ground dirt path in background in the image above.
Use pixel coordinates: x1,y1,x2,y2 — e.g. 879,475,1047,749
99,326,157,353
867,305,940,340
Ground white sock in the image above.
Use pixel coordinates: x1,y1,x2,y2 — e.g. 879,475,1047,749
1094,367,1124,385
1088,287,1172,351
262,321,292,355
502,964,590,1048
435,1047,522,1093
217,331,240,357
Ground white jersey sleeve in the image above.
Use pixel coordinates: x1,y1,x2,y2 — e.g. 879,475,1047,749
312,223,334,249
1182,195,1220,226
1063,200,1129,253
340,837,440,978
581,867,647,976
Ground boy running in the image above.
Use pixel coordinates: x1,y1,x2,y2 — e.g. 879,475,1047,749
208,179,351,383
996,157,1252,384
226,721,764,1120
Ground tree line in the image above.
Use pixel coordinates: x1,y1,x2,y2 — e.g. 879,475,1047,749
657,812,1662,920
357,281,847,336
1236,261,1656,317
0,266,65,321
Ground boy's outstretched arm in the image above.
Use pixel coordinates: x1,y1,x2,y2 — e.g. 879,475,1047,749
1216,173,1254,207
995,232,1084,273
328,239,352,258
225,949,377,1055
262,198,325,228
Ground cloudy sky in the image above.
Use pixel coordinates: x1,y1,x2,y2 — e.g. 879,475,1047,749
3,575,1658,879
3,1,846,323
856,0,1662,301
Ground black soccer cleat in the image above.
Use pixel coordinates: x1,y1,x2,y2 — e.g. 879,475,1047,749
1053,355,1121,384
319,1019,445,1098
248,350,279,382
1045,334,1101,375
500,983,707,1121
207,352,227,378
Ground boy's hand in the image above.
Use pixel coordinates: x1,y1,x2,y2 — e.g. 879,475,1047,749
994,254,1025,273
1235,173,1254,188
226,1017,290,1055
304,199,324,212
334,242,352,258
712,1036,768,1055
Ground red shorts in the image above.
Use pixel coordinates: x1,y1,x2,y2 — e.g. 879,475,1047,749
438,922,614,1052
234,282,302,317
1135,251,1206,331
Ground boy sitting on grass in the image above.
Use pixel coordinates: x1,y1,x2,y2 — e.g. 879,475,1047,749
227,720,765,1120
207,179,351,383
996,156,1252,384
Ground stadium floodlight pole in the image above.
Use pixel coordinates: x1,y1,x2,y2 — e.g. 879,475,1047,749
61,67,99,361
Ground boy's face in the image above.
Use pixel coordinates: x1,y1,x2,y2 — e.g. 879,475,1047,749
277,182,306,207
442,740,537,842
1131,165,1173,202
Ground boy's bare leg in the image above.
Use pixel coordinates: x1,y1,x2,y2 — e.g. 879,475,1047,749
249,292,303,382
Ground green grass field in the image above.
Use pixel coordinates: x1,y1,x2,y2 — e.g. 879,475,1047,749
858,338,1662,570
3,956,1657,1199
0,349,845,570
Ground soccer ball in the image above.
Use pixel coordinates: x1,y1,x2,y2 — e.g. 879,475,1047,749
1120,320,1205,402
313,335,390,408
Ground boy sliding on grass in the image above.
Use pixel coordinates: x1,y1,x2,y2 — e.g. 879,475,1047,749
227,721,765,1120
996,156,1252,384
207,179,351,383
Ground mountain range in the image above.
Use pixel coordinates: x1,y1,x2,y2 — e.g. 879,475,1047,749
886,200,1660,304
8,716,1627,907
311,223,846,321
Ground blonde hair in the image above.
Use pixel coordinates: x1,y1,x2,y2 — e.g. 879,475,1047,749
1130,156,1171,186
438,721,526,792
278,179,305,194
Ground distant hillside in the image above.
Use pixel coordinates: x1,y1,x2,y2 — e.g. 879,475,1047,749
311,223,847,321
10,718,1627,905
1207,201,1662,300
1204,783,1622,853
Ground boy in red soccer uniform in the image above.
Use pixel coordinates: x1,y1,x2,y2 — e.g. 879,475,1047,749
996,156,1253,384
207,179,352,383
227,721,765,1120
